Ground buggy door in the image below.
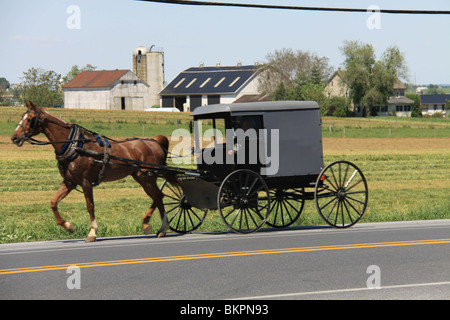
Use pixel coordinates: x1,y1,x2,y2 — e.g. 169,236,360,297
194,114,234,181
231,115,264,174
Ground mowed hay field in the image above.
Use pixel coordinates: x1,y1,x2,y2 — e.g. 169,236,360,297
1,107,449,243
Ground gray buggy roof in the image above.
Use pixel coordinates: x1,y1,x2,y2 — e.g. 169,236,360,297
191,101,319,117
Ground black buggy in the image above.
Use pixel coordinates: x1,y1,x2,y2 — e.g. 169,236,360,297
161,101,368,234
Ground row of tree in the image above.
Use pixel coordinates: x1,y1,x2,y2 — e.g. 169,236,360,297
0,64,96,108
1,41,428,117
257,40,418,117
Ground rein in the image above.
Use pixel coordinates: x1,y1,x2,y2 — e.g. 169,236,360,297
17,107,188,188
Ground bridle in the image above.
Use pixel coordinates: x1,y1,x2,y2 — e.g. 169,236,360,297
15,107,83,146
13,108,47,146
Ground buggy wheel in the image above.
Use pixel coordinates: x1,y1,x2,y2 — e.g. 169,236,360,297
266,188,305,228
217,169,270,234
315,161,368,228
160,180,207,233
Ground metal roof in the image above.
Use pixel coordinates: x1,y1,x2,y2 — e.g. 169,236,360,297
160,65,258,95
387,96,414,105
420,94,449,104
63,70,129,88
191,101,319,117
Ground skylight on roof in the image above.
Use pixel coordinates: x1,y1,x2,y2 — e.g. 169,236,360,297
214,77,226,88
200,78,211,88
186,78,197,88
229,76,241,87
174,78,185,88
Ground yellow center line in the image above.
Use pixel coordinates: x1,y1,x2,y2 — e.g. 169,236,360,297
1,238,450,275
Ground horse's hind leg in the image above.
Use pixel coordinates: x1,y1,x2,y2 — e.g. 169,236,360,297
51,182,75,233
133,174,168,238
142,202,157,235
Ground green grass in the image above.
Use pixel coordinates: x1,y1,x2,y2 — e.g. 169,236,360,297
1,107,450,243
1,152,449,243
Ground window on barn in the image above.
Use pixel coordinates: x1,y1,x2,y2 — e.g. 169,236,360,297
229,77,241,87
174,78,185,88
200,78,211,88
214,77,226,88
186,78,197,88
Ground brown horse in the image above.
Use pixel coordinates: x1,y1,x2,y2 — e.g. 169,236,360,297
11,101,176,242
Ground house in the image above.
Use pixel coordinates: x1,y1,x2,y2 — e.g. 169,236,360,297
324,69,413,116
159,63,263,111
420,94,449,117
63,70,150,110
324,68,350,99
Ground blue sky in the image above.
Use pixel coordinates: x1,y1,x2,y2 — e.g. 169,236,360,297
1,0,449,85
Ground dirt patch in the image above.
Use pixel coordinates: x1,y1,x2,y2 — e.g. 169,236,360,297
2,136,450,162
323,137,450,156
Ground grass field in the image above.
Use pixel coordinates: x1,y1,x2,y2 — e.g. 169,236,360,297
1,107,449,243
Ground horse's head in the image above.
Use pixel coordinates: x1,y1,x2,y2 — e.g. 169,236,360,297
11,101,45,147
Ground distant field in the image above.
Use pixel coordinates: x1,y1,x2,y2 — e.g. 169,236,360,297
2,106,449,138
1,107,449,243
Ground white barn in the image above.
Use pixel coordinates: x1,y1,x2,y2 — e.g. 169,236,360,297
63,70,150,110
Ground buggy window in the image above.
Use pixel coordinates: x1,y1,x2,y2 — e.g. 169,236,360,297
232,116,263,132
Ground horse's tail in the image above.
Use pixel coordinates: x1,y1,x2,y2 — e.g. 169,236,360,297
153,135,183,190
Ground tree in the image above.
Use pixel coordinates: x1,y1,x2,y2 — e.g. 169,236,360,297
258,48,333,94
63,64,97,84
340,40,409,116
273,75,327,109
406,93,422,117
0,77,10,91
21,67,63,107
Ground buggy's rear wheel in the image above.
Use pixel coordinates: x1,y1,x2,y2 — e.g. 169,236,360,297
315,161,368,228
217,169,270,234
266,188,305,228
160,180,207,233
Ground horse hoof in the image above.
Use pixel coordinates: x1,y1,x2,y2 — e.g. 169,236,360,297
64,222,75,234
143,224,151,235
156,232,166,238
85,235,97,243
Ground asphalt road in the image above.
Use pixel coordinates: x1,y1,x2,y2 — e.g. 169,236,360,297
1,219,449,301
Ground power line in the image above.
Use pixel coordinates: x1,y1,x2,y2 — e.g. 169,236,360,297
136,0,450,15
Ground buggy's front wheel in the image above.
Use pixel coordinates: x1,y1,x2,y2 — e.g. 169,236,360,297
266,188,305,228
160,180,207,233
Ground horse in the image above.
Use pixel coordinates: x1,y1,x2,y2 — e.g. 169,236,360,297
11,101,178,242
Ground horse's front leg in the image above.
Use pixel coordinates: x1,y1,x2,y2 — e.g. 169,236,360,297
82,181,97,242
51,182,75,233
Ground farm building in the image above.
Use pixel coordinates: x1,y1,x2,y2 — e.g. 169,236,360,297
63,70,150,110
324,68,350,99
132,46,165,107
324,69,413,117
420,94,449,117
159,63,264,111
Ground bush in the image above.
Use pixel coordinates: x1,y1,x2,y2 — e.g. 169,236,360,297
323,96,353,117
